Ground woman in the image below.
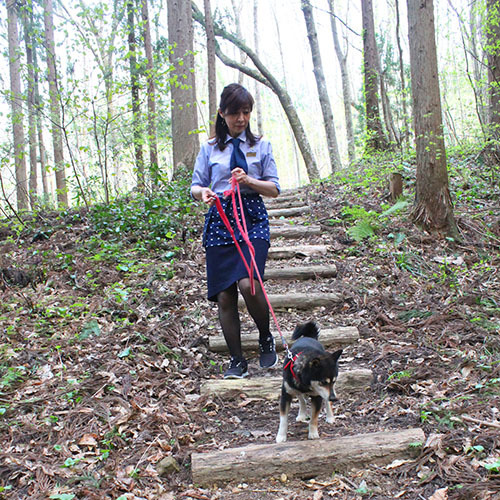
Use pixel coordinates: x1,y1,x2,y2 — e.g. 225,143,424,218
191,83,281,379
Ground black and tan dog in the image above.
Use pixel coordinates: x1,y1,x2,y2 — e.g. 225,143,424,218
276,321,342,443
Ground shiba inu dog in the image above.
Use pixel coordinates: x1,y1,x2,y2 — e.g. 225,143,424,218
276,321,342,443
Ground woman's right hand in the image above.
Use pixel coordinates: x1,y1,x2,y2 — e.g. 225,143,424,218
201,187,217,206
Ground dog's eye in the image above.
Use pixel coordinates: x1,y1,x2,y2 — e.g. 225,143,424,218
324,378,331,385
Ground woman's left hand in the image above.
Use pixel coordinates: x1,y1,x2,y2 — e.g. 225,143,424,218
231,167,249,185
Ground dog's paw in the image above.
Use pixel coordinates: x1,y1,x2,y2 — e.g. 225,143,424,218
308,430,320,440
276,433,287,443
325,415,335,424
296,413,310,423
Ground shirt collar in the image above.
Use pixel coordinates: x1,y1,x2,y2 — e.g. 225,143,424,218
224,131,247,144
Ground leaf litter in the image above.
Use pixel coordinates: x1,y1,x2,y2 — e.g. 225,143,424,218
0,179,499,499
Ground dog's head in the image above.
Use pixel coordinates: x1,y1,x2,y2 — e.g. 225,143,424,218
302,350,342,401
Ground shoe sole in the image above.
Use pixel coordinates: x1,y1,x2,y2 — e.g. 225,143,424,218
224,371,249,379
260,355,278,369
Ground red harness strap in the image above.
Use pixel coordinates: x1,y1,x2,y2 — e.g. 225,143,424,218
214,178,291,357
284,352,302,381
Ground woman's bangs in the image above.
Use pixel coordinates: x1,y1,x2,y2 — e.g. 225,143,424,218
225,91,254,114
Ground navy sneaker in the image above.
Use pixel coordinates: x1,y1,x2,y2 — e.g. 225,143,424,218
259,335,278,368
224,357,249,379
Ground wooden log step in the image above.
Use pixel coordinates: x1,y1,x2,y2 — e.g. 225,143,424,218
268,245,329,259
191,427,425,486
208,326,358,353
200,368,372,399
267,199,307,209
238,292,342,310
264,264,337,280
271,225,321,239
267,206,310,218
268,194,304,204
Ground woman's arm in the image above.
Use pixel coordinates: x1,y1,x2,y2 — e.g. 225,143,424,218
191,185,217,205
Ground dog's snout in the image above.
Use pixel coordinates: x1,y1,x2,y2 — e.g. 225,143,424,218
329,390,338,402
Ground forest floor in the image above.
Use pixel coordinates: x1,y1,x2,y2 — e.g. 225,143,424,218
0,160,499,500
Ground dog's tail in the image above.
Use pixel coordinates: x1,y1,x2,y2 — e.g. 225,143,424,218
292,321,320,340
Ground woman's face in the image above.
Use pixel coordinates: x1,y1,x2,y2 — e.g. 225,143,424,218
220,107,251,138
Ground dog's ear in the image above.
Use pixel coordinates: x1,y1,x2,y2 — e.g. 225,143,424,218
311,358,321,368
330,349,342,364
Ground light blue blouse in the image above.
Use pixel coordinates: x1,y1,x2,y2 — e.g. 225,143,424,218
191,131,281,195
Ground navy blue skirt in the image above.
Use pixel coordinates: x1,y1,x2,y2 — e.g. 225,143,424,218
206,238,269,302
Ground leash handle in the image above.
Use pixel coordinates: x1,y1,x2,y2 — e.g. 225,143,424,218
215,181,292,357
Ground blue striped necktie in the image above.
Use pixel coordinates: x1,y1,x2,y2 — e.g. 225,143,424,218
230,138,248,173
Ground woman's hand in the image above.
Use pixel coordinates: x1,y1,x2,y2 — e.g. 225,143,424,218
231,168,279,198
201,187,217,206
231,167,249,186
191,185,217,206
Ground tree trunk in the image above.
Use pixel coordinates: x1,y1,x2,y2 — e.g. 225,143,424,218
395,0,410,146
272,3,302,184
253,0,263,135
127,0,145,191
469,3,487,133
168,0,200,176
301,0,341,173
380,70,398,145
231,0,246,86
22,5,38,208
328,0,355,163
406,0,458,238
32,35,49,199
7,0,28,211
192,2,320,181
361,0,387,152
141,0,159,188
43,0,68,207
203,0,217,136
486,0,500,143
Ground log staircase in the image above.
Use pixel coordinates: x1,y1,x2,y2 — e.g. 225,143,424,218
191,190,424,486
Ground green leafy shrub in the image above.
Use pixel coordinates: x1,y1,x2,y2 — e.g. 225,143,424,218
90,179,194,248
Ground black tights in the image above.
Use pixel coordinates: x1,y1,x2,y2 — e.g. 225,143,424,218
217,278,270,359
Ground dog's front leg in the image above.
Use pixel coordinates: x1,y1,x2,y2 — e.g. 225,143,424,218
276,387,292,443
296,394,309,422
325,399,335,423
308,396,322,439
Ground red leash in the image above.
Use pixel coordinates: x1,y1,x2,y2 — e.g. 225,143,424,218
214,178,292,358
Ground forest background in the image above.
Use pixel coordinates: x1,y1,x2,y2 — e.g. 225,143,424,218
0,0,489,210
1,0,500,498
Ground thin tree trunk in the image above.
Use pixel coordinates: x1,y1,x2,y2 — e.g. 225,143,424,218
486,0,500,143
469,3,487,132
361,0,387,152
127,0,145,191
328,0,355,163
168,0,200,176
253,0,263,135
395,0,409,146
301,0,341,173
231,0,246,85
141,0,159,188
204,0,217,136
32,32,49,198
22,4,38,208
43,0,68,206
380,71,397,144
271,4,302,184
406,0,458,238
7,0,28,211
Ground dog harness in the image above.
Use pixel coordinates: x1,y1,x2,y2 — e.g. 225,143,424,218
284,352,302,381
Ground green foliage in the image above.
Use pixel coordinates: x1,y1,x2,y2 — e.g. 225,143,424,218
89,179,194,248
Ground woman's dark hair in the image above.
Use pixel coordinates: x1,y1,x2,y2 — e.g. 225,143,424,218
212,83,259,150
